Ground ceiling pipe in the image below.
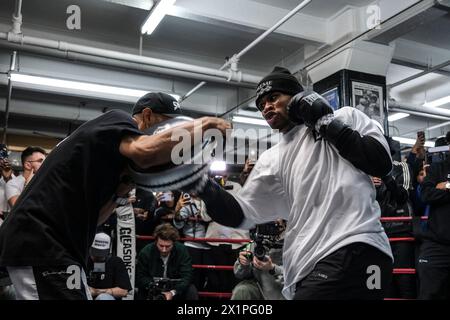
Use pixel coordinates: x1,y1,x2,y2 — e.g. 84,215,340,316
11,0,23,35
389,99,450,120
390,108,450,121
180,0,312,102
0,29,261,86
2,51,17,144
0,41,256,88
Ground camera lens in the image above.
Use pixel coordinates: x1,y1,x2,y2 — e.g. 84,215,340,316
254,244,266,260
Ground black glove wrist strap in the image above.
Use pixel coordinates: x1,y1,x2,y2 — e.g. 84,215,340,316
320,118,348,145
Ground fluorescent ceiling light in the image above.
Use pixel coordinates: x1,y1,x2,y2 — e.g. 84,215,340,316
388,112,410,122
392,136,434,148
232,116,269,127
423,95,450,108
10,73,180,101
141,0,176,35
210,160,226,172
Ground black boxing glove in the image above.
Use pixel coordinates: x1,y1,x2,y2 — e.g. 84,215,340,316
321,118,392,177
196,178,245,228
287,91,334,131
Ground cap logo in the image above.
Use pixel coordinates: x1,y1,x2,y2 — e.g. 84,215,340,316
173,101,181,110
256,80,273,99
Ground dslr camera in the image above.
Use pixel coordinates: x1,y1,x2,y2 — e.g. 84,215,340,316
248,221,284,261
146,277,181,300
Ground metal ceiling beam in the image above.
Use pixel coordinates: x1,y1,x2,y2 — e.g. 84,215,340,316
388,58,450,88
100,0,154,10
391,58,450,78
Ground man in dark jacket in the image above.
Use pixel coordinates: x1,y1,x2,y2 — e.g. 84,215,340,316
136,223,196,300
373,159,416,299
418,149,450,299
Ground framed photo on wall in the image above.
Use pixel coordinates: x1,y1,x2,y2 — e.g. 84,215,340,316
351,81,384,124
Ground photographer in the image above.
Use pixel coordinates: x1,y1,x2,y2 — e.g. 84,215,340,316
87,233,132,300
5,146,46,208
153,191,180,225
136,223,196,300
418,136,450,299
173,193,211,290
231,221,285,300
372,148,416,299
1,145,14,223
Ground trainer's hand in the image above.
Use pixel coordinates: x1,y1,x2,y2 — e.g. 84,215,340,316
287,91,333,129
201,117,232,135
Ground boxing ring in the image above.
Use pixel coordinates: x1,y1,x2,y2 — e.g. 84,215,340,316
135,215,426,300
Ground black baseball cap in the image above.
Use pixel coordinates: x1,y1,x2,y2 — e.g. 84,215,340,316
132,92,182,117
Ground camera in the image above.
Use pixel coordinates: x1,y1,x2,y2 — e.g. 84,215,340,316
249,221,284,261
0,144,8,160
146,277,181,300
182,193,191,202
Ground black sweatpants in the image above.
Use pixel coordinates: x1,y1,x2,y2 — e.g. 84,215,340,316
294,242,392,300
417,240,450,300
7,265,91,300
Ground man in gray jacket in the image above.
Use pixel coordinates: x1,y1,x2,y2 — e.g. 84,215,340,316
231,244,284,300
232,220,285,300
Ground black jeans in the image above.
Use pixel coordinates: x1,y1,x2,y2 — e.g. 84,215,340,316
417,240,450,300
294,242,392,300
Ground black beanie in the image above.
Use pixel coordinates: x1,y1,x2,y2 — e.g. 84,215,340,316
255,66,304,109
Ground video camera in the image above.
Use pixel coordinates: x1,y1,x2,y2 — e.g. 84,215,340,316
147,277,182,300
248,221,285,261
426,145,450,165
